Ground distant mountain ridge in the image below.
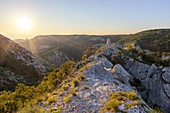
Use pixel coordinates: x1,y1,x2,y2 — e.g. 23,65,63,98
0,34,52,91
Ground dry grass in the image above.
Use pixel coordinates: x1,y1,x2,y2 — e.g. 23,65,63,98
78,63,92,72
126,101,139,109
69,88,78,96
102,91,139,112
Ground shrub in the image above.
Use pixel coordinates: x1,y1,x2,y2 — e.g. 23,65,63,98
0,60,76,112
63,97,71,103
127,92,139,100
61,83,69,90
83,46,99,59
47,96,57,104
126,101,139,109
78,63,92,72
104,99,121,112
127,44,133,51
61,60,75,76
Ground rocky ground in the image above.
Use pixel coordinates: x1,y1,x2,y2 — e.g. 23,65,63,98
38,44,170,113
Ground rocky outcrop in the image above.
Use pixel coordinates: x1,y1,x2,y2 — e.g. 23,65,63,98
125,57,170,113
111,64,131,86
41,46,151,113
94,44,170,113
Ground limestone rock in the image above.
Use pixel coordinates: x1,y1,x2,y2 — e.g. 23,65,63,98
162,71,170,84
112,64,131,86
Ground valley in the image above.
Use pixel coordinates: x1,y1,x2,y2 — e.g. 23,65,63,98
0,29,170,113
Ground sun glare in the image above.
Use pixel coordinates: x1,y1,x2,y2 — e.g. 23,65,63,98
16,16,32,31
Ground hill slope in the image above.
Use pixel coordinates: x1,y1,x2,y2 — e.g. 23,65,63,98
2,43,169,113
0,34,52,91
118,29,170,52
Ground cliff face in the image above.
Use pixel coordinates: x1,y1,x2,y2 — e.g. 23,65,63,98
39,44,170,113
0,34,52,91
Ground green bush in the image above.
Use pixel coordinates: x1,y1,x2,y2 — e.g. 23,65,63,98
0,60,75,112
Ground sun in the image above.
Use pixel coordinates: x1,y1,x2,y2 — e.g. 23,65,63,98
16,16,32,31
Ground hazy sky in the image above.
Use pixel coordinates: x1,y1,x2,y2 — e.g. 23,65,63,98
0,0,170,39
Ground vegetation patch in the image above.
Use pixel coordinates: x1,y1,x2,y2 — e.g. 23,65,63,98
126,45,170,66
61,83,69,91
102,91,139,112
47,95,57,105
82,46,100,60
0,60,75,113
78,63,92,72
126,100,139,109
63,97,71,103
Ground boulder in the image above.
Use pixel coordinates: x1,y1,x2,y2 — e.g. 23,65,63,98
112,64,131,86
101,57,113,69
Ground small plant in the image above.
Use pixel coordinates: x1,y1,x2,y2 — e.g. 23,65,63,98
104,99,121,112
52,90,58,95
72,79,79,88
127,92,139,100
47,96,57,105
126,101,139,109
69,88,78,96
35,96,46,103
110,91,139,101
63,97,71,103
102,91,139,112
78,63,92,72
61,83,69,90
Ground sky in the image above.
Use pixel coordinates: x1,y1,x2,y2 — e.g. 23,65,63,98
0,0,170,39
